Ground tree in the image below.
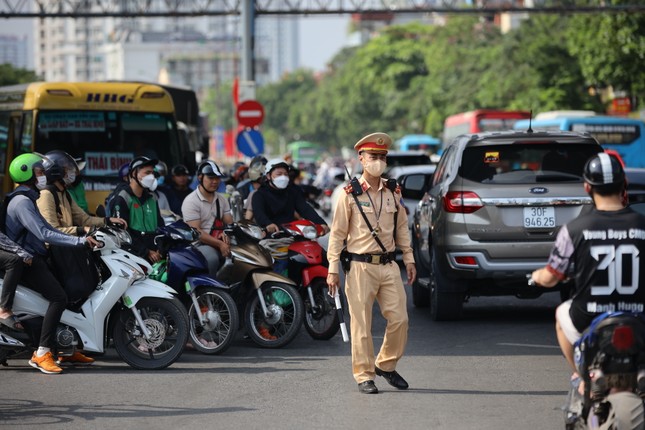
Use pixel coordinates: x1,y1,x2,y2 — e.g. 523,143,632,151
0,63,40,86
202,81,235,132
566,0,645,106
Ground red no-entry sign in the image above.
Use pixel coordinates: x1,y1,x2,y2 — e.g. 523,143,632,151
236,100,265,128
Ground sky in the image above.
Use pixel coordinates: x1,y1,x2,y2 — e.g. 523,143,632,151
0,15,350,73
298,16,350,71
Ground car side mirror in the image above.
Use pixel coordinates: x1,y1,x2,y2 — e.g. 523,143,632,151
400,174,426,201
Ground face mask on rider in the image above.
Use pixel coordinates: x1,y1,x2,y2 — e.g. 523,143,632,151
63,171,76,186
140,173,158,191
272,175,290,190
364,160,387,177
35,175,47,190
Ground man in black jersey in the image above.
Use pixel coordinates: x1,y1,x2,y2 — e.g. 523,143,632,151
531,153,645,372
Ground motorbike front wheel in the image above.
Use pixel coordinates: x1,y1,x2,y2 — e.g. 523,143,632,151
113,297,188,370
244,283,304,348
188,287,239,355
304,278,340,340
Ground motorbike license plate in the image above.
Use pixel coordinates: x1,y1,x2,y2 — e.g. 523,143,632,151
523,206,555,228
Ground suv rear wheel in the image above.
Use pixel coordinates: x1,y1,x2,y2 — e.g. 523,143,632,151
430,251,464,321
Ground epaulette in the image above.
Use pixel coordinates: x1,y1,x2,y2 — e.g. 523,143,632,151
361,181,369,192
343,184,353,195
395,184,401,194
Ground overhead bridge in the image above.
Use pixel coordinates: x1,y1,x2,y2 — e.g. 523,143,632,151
1,0,643,17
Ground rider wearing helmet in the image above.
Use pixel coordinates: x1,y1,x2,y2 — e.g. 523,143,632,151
236,155,267,200
531,153,645,373
163,164,192,215
37,150,127,236
110,156,165,263
3,153,101,374
251,158,329,234
181,160,233,275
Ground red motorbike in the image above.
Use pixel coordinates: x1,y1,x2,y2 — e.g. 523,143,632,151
262,219,341,340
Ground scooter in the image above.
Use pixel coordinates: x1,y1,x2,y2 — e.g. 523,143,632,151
0,224,189,370
563,312,645,429
263,219,341,341
217,221,304,348
150,221,239,355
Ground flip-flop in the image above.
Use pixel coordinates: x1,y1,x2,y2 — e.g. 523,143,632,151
0,315,24,331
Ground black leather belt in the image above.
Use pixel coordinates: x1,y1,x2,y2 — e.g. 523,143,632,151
348,252,396,265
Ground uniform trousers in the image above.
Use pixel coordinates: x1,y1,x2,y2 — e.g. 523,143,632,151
345,260,408,384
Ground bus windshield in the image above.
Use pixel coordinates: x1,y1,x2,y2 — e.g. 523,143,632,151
32,110,179,183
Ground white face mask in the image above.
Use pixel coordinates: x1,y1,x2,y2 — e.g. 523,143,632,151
272,175,289,190
35,175,47,190
63,171,76,186
364,160,386,177
140,173,158,191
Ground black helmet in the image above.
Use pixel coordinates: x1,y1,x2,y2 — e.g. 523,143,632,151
197,160,224,177
129,156,158,174
583,153,625,187
43,150,78,184
171,164,190,176
42,156,64,184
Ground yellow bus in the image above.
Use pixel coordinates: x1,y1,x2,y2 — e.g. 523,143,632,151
0,81,194,212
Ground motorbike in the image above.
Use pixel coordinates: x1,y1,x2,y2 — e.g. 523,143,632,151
149,221,239,355
217,221,304,348
0,224,189,370
563,311,645,429
261,219,341,340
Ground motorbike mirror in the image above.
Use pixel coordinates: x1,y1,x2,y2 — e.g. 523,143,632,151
154,234,165,245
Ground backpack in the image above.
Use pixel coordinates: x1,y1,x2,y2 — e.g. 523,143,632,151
49,243,100,307
0,189,33,244
42,186,100,306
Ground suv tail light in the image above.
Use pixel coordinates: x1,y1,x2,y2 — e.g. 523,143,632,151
444,191,483,213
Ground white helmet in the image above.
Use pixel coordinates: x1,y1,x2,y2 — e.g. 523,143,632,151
265,158,290,175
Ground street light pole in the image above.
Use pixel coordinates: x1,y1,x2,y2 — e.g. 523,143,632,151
241,0,254,81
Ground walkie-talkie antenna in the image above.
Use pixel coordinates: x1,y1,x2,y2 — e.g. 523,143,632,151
527,110,534,133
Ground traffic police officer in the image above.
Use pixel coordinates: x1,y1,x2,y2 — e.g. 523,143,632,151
326,132,416,394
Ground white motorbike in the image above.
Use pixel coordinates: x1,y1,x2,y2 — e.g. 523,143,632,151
0,224,189,370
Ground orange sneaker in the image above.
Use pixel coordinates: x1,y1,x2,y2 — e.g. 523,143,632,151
57,351,95,365
258,326,277,340
29,352,63,374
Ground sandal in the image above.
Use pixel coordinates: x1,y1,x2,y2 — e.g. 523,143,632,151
0,315,24,331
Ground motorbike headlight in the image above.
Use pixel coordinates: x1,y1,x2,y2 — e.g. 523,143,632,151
301,225,317,240
116,229,132,246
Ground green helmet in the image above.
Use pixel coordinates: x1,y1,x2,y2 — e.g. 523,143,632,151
9,153,44,184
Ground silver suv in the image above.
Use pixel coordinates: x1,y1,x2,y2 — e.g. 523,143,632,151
411,130,603,320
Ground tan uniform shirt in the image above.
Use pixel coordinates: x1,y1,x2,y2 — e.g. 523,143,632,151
327,176,414,275
37,188,105,235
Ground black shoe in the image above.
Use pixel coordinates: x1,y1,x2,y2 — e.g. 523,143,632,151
375,367,409,390
357,380,379,394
